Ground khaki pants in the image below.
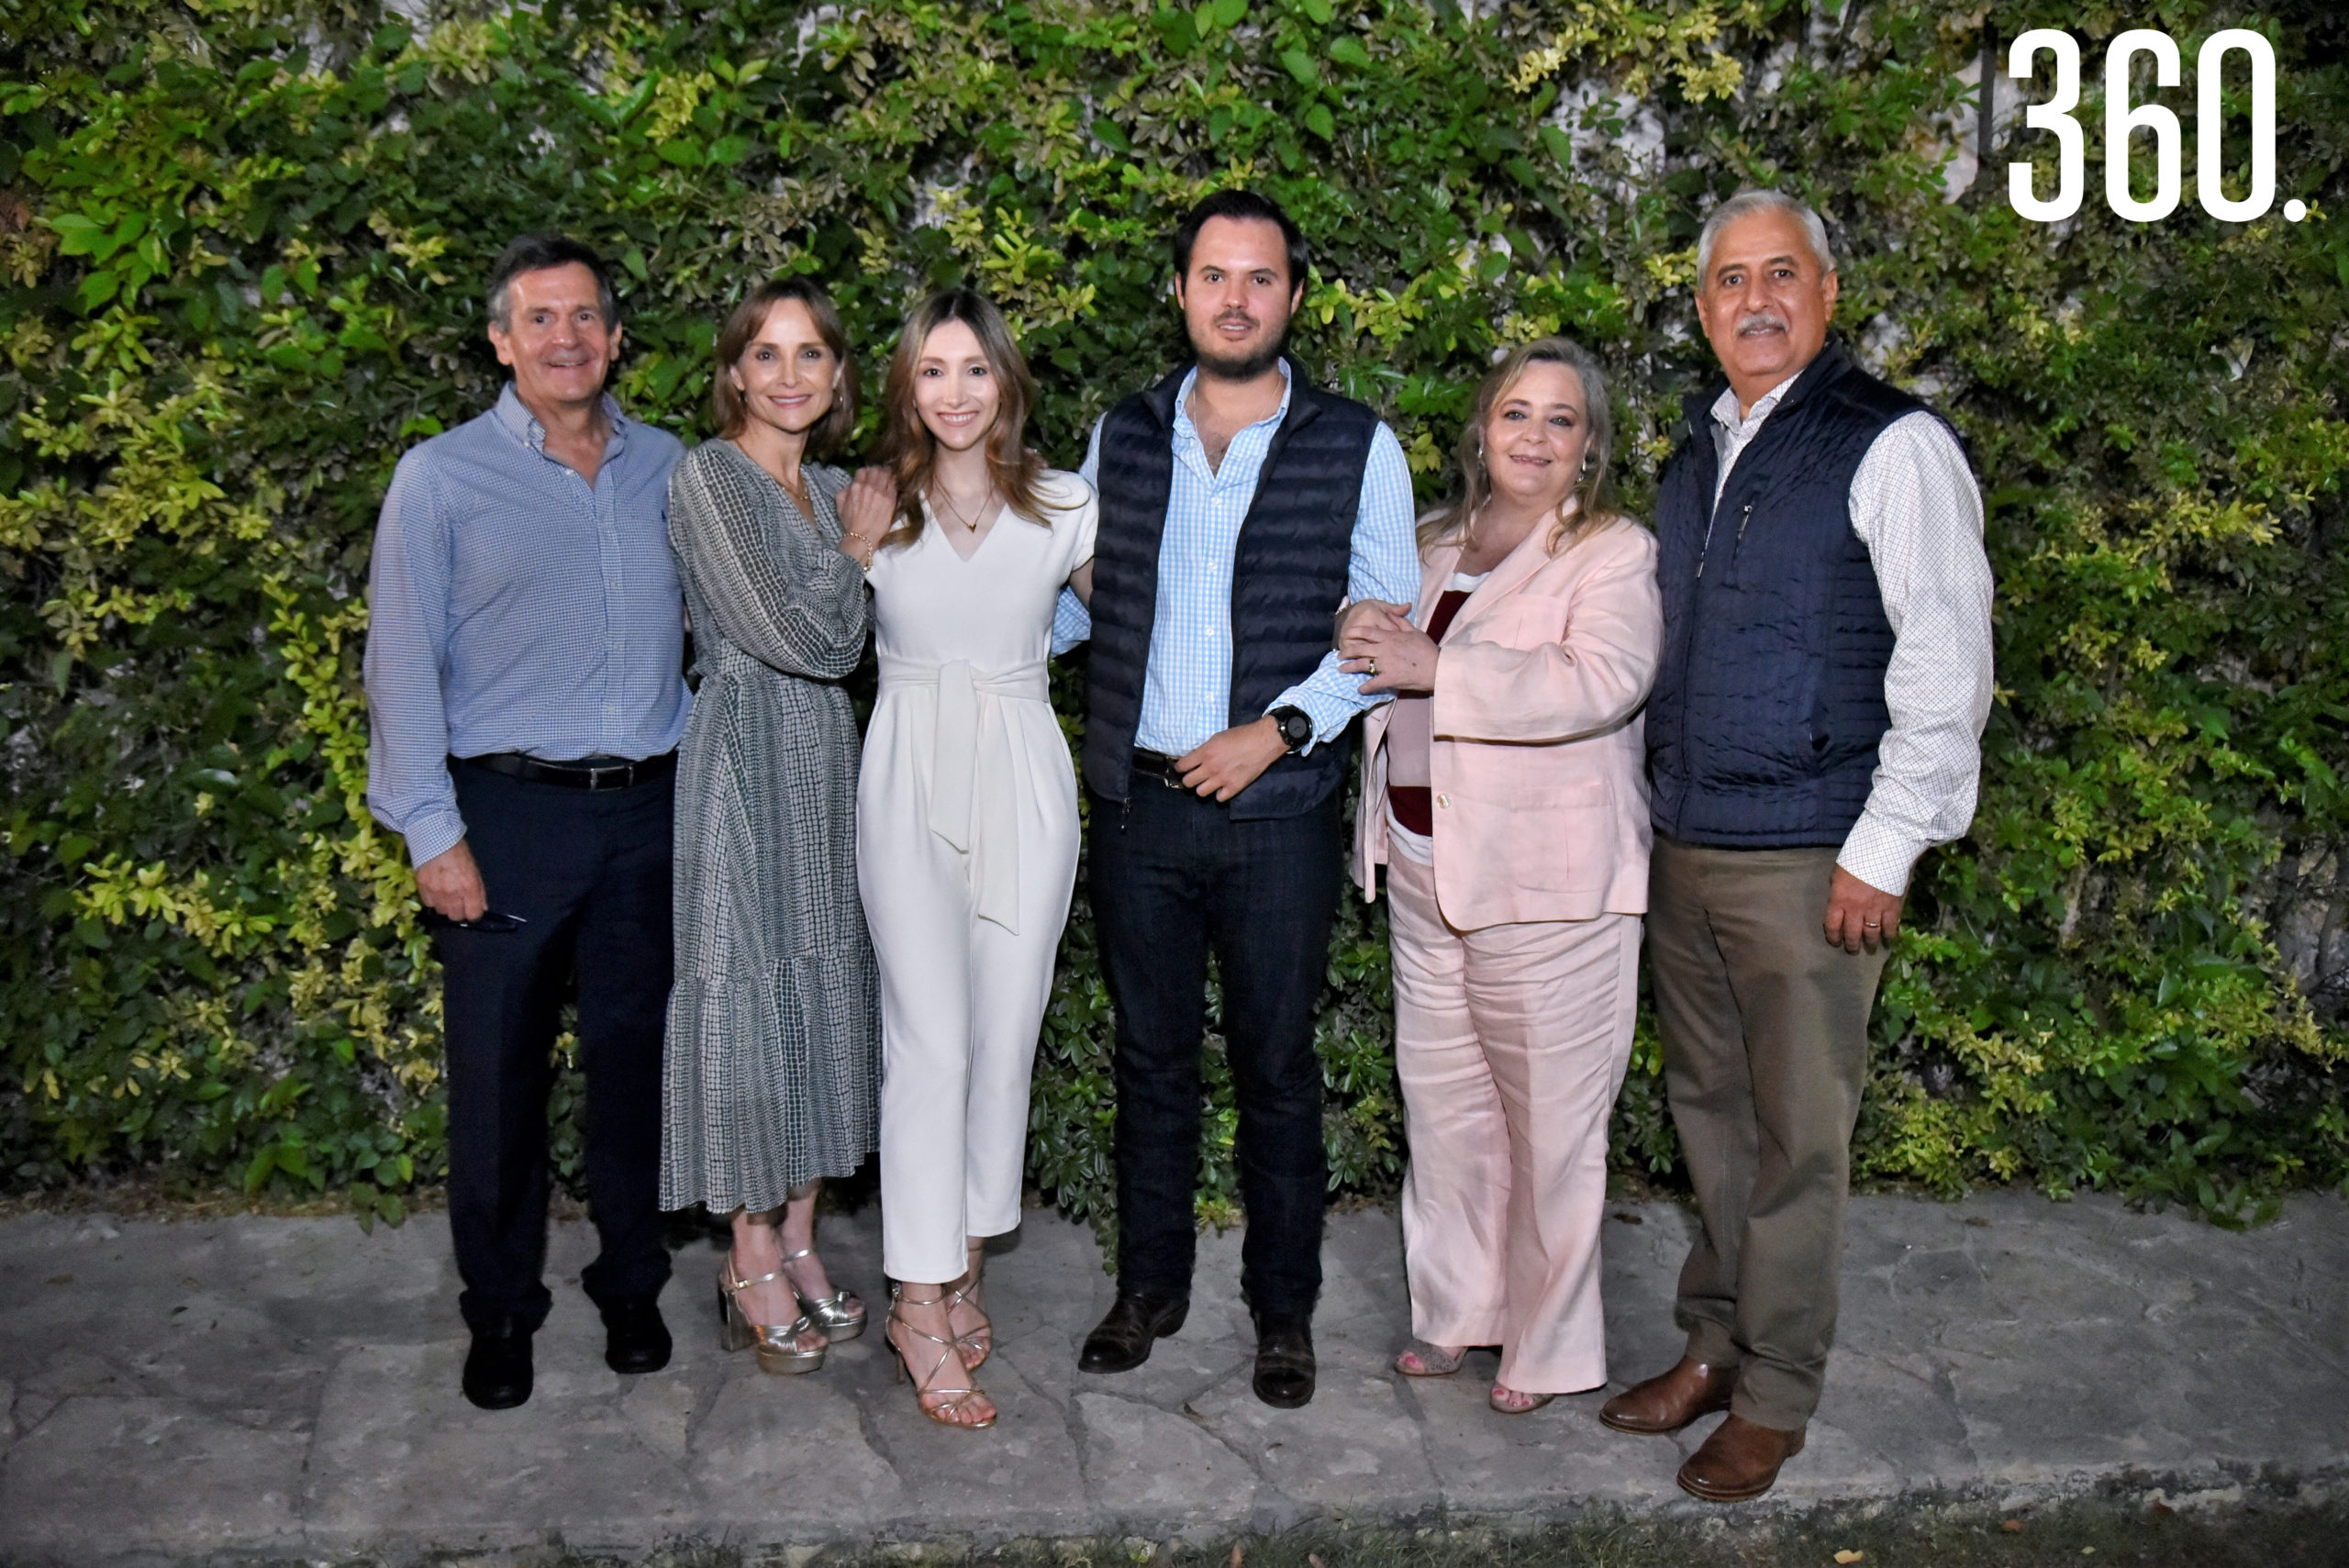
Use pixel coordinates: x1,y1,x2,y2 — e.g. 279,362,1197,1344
1648,835,1890,1430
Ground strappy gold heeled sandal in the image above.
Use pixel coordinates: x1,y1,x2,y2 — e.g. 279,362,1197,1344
886,1285,996,1429
718,1257,828,1374
946,1240,992,1370
778,1245,865,1341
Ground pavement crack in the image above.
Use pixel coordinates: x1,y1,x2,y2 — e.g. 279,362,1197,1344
848,1363,907,1487
288,1336,340,1529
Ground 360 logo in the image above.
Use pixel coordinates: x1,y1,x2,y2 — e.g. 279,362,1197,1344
2008,28,2302,225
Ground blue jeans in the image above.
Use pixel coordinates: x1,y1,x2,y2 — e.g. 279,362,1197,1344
1087,778,1342,1318
436,760,674,1331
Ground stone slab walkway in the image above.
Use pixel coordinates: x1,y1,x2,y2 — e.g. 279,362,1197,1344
1,1188,2343,1562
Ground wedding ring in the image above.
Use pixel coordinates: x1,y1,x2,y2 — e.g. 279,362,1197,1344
1366,659,1379,676
1863,918,1881,928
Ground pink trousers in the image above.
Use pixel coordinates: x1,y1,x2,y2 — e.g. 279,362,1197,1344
1386,851,1641,1394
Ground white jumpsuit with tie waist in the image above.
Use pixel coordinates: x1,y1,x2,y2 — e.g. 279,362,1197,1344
859,470,1097,1284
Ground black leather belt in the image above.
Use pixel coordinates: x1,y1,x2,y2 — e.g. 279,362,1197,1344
1129,749,1193,790
457,751,677,791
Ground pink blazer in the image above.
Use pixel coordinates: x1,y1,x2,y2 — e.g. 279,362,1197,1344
1353,516,1662,929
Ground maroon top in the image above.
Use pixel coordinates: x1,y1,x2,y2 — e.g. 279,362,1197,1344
1386,587,1474,838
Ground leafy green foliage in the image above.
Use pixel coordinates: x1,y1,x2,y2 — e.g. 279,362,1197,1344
2,0,2343,1229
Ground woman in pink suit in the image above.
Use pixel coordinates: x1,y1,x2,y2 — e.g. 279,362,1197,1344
1339,337,1661,1414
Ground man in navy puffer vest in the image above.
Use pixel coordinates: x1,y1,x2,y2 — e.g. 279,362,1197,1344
1058,191,1419,1407
1598,192,1994,1499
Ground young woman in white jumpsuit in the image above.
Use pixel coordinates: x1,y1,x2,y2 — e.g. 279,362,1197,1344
851,288,1095,1429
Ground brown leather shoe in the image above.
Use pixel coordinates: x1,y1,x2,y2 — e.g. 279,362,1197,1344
1676,1414,1806,1501
1598,1357,1735,1434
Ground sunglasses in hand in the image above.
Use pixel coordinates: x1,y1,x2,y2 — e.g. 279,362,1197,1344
419,908,529,933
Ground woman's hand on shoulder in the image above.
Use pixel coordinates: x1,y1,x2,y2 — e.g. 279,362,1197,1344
836,465,896,569
836,464,887,526
840,465,896,531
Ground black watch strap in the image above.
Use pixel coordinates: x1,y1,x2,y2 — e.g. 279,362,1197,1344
1269,706,1314,752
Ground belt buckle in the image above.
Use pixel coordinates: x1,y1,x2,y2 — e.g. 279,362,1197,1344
586,762,627,790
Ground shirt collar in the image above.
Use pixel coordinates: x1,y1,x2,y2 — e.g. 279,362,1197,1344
493,382,630,457
1709,368,1806,439
1172,356,1295,443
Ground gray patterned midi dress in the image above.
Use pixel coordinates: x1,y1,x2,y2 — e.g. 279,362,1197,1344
659,440,879,1214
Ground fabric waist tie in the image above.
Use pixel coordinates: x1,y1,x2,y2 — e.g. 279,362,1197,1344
877,655,1050,932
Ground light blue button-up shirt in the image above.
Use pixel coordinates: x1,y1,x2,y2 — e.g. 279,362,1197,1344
363,384,690,866
1053,361,1419,752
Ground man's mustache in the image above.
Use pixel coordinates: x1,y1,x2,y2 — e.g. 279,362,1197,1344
1736,309,1790,337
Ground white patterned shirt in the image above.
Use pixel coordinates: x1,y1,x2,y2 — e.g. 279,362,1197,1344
1710,373,1995,896
1052,360,1420,753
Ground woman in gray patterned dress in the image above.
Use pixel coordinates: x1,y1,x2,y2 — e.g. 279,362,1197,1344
661,277,893,1374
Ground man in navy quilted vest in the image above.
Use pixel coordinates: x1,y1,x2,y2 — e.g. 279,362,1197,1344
1057,190,1419,1407
1598,190,1994,1498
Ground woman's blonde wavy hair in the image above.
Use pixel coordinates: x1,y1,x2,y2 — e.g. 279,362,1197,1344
1417,336,1618,557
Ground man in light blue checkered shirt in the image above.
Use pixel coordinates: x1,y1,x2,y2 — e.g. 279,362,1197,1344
1071,192,1419,1411
1049,373,1419,756
363,237,685,1412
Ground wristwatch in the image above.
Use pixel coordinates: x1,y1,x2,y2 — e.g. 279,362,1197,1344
1268,706,1315,752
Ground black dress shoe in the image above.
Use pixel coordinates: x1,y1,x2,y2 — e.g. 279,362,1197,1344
462,1317,533,1410
600,1295,672,1374
1078,1290,1189,1373
1251,1309,1316,1408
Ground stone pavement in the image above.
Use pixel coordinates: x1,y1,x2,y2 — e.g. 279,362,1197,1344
1,1188,2343,1562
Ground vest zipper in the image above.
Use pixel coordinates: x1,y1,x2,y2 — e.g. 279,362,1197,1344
1670,477,1724,835
1696,499,1753,580
1725,501,1755,584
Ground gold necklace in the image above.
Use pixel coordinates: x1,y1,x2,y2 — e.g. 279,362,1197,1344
933,486,992,532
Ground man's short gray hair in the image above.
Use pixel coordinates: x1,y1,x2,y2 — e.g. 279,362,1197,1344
484,233,620,329
1696,189,1835,285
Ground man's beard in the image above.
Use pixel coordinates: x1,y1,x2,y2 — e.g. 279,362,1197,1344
1192,315,1291,381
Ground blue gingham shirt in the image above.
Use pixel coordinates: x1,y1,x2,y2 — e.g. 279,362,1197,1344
1053,361,1419,752
364,384,690,866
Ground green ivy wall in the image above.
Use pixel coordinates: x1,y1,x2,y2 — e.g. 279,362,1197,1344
2,0,2344,1229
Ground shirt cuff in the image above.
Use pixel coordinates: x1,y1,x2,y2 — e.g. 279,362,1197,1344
1268,684,1356,754
1051,586,1092,656
399,807,468,872
1836,812,1926,898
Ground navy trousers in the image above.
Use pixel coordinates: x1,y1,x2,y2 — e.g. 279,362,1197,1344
1087,778,1342,1318
435,760,674,1331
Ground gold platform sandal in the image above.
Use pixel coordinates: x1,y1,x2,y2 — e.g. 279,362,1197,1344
778,1245,866,1342
885,1284,996,1429
946,1239,991,1371
718,1257,828,1374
